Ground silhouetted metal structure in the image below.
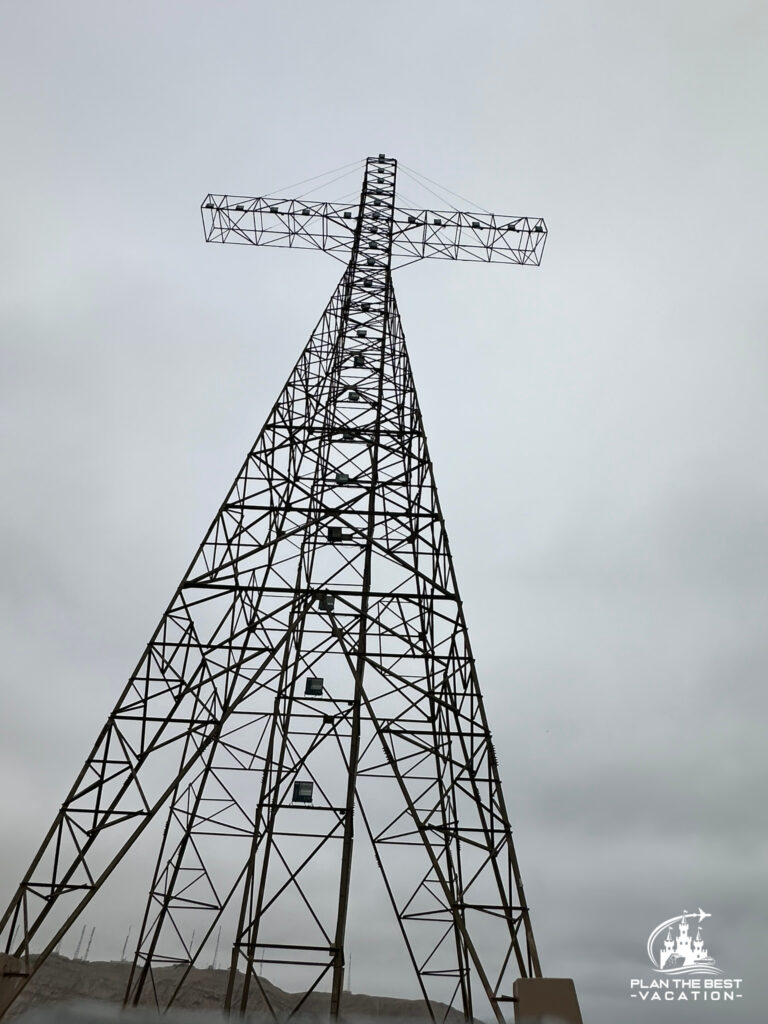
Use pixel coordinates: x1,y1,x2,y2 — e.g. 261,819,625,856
0,155,548,1023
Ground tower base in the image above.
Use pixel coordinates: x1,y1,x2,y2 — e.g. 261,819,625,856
513,977,583,1023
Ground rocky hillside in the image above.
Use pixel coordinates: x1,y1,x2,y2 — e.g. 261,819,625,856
9,955,462,1021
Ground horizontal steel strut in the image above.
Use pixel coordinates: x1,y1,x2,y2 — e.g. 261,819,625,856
0,156,546,1024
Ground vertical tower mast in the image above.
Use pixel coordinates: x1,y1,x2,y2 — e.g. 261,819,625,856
325,155,397,1017
223,154,402,1016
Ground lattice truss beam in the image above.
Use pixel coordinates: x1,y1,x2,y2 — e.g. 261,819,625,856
0,156,543,1024
201,198,547,268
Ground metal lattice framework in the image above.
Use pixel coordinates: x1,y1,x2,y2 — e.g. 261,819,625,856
0,155,547,1023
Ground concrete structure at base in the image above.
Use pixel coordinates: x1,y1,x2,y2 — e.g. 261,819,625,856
513,977,584,1023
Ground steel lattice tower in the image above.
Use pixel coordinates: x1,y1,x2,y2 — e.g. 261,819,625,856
0,155,548,1023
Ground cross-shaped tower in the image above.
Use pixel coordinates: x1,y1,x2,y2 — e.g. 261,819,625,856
0,156,582,1024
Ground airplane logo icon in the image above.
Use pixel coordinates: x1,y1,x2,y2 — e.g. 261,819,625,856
683,907,711,923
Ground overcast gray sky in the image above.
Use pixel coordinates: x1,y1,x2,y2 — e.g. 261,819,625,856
1,3,767,1022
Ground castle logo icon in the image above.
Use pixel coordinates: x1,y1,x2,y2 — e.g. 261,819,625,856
647,909,722,976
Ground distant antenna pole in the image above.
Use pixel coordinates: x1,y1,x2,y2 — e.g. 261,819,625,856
211,926,221,971
84,927,95,961
73,925,86,961
121,927,132,962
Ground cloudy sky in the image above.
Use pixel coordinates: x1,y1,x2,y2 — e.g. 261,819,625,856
1,3,767,1022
